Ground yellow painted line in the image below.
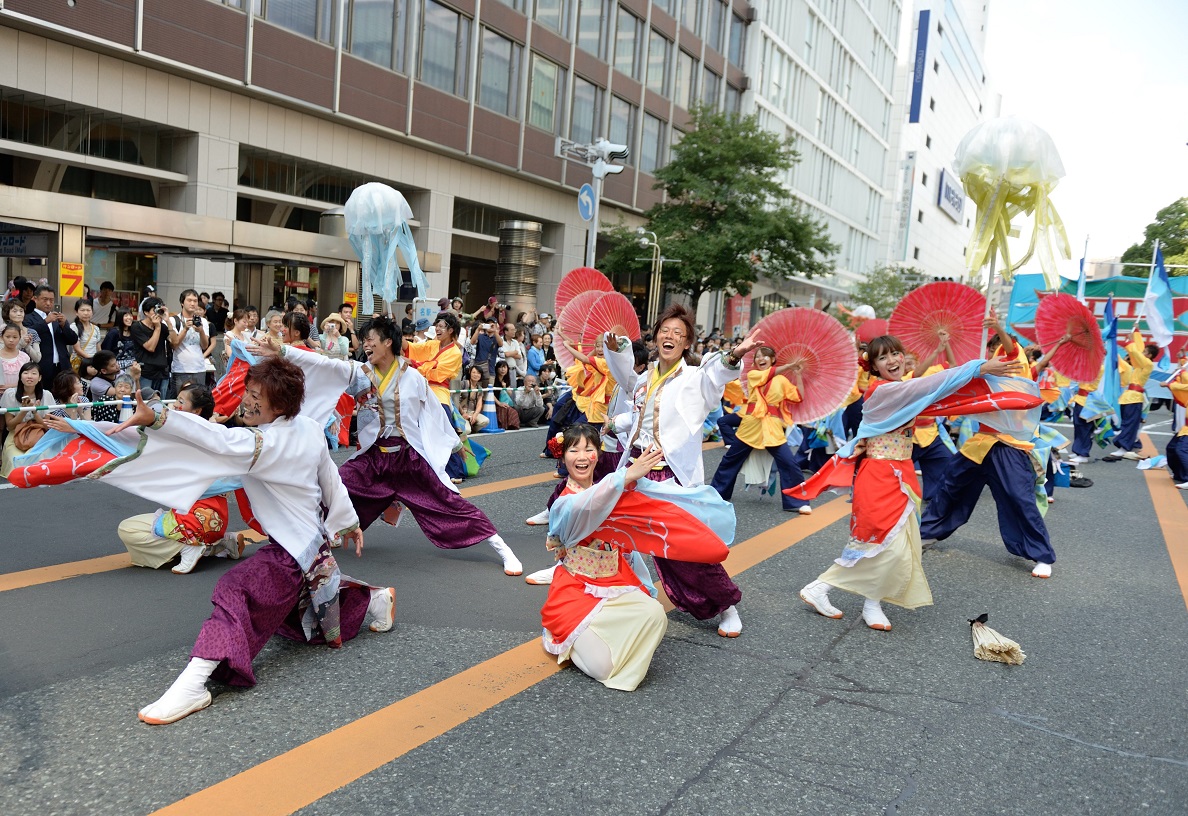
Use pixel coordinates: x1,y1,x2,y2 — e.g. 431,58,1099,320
1139,433,1188,612
151,495,851,816
0,553,132,593
459,471,557,498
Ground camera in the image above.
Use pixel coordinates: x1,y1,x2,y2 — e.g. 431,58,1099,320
191,316,202,327
155,305,167,316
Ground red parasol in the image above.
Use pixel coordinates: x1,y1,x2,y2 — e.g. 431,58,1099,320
889,281,987,364
743,307,859,423
555,290,605,370
555,267,613,316
855,318,889,344
1034,292,1104,382
577,291,641,351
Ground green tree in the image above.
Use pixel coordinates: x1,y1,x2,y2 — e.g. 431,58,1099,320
601,107,837,313
847,264,929,318
1121,197,1188,276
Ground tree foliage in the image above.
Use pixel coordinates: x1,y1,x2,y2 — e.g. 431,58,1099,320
847,265,930,318
601,107,837,313
1121,197,1188,276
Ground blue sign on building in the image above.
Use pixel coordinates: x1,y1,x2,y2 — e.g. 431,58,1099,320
908,10,930,124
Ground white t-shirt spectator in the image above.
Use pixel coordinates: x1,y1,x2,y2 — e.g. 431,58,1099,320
171,314,209,375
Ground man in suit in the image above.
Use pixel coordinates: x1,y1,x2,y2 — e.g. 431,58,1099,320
24,284,78,384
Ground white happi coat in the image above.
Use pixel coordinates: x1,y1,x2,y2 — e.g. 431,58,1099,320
603,339,740,487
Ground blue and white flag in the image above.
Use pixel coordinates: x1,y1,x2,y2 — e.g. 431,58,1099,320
1076,256,1087,304
1101,296,1121,421
1144,246,1175,348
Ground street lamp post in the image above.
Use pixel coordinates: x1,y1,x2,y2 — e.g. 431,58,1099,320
636,228,679,325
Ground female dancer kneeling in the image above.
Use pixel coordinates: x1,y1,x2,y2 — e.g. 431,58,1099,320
792,335,1024,631
542,425,733,690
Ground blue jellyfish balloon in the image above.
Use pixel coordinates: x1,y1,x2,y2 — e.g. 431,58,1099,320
344,182,428,308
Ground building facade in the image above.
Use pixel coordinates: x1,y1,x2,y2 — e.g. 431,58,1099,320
877,0,998,281
0,0,751,321
732,0,900,326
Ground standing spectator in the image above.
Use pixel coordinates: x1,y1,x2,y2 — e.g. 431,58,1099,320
102,308,138,372
401,304,416,336
167,289,212,395
205,292,228,337
320,315,350,359
450,296,465,317
470,318,501,378
526,332,546,377
222,309,253,362
498,323,526,388
2,300,41,365
71,298,101,377
515,374,547,427
198,293,211,312
25,284,78,385
472,296,506,327
93,281,117,335
131,296,171,397
1,321,31,398
136,284,158,318
336,302,358,352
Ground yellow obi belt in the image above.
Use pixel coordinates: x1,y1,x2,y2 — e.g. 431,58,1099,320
562,542,618,579
866,429,914,460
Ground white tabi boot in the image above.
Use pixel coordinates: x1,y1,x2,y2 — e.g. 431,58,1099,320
485,534,523,576
717,605,743,638
138,657,217,725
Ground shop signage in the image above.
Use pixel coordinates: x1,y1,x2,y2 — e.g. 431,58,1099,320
59,262,85,298
0,233,49,257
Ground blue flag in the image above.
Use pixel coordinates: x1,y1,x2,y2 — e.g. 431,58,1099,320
1101,296,1121,421
1144,246,1175,348
1076,256,1087,304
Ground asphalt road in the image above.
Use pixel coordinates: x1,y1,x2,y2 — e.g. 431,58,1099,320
1,421,1186,816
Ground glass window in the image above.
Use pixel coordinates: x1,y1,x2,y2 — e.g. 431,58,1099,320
608,96,636,166
420,0,472,98
265,0,335,42
646,30,671,95
479,28,522,117
701,66,720,107
349,0,407,73
569,76,604,144
728,12,745,67
674,50,697,110
614,8,643,80
651,0,673,15
680,0,700,33
534,0,570,34
725,83,741,114
705,0,725,52
528,53,565,132
576,0,609,60
492,0,527,12
640,112,665,174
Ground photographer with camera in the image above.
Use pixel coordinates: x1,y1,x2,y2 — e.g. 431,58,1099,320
167,289,213,394
131,296,172,398
25,284,78,384
469,316,502,379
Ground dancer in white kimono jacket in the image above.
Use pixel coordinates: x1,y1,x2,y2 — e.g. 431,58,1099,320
255,316,522,574
602,303,763,637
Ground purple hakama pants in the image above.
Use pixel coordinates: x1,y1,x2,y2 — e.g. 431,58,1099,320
339,438,497,548
631,450,742,620
192,542,370,687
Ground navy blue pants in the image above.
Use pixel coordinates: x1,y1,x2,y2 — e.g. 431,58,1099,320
1044,454,1056,498
717,411,741,448
1113,402,1143,452
1167,434,1188,483
542,392,584,455
919,445,1055,564
1070,402,1093,457
710,440,808,510
912,437,954,505
842,398,864,440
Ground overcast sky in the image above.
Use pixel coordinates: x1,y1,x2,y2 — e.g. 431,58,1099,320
981,0,1188,276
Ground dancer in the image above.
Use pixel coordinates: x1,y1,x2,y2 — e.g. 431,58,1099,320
542,425,733,690
709,345,811,514
258,316,523,575
102,356,394,724
791,335,1027,630
1068,364,1102,464
603,304,762,637
1103,330,1156,461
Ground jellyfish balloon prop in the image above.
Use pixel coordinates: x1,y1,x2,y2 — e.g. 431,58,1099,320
956,116,1070,288
954,116,1071,353
344,182,428,314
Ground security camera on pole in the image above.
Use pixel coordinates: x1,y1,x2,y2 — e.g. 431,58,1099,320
557,137,629,267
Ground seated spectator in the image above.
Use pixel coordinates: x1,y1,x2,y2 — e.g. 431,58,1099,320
2,362,57,478
50,370,91,420
455,364,489,434
515,374,547,427
85,351,125,423
491,360,520,430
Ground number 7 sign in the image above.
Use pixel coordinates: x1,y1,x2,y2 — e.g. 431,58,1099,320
59,262,85,299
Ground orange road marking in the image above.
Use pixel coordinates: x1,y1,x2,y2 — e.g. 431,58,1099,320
0,553,132,593
459,471,556,498
150,495,850,815
1140,433,1188,612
